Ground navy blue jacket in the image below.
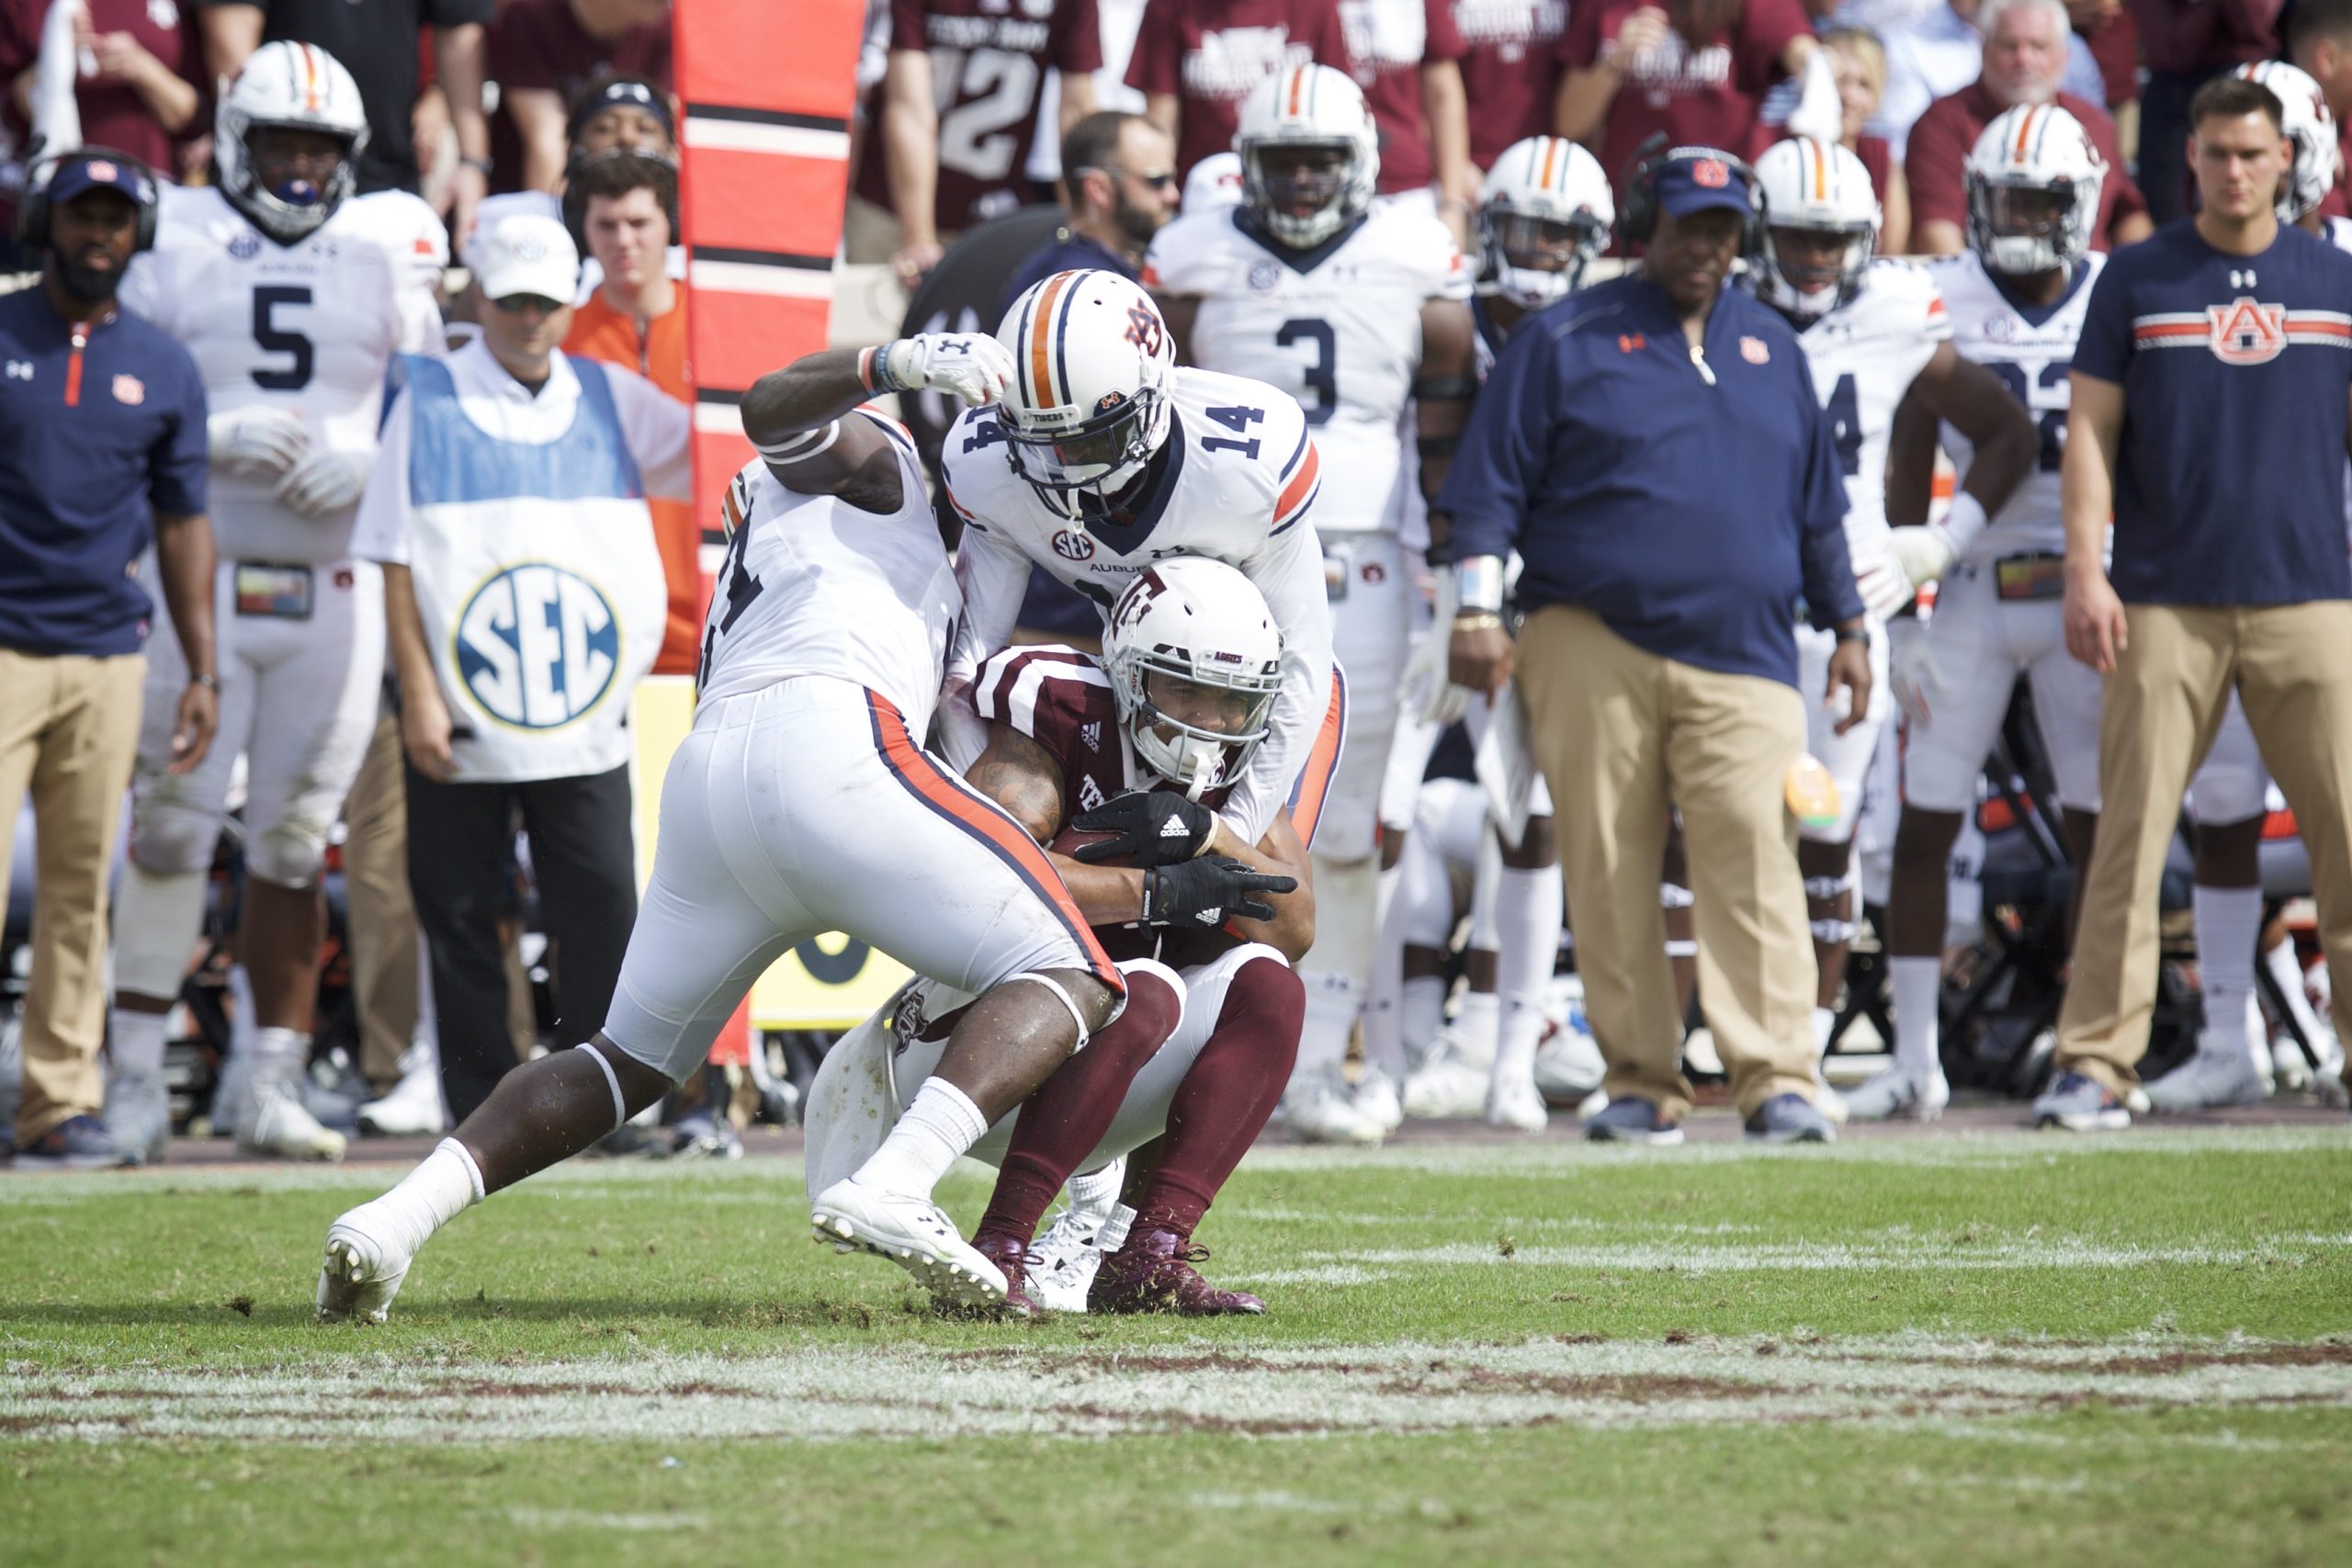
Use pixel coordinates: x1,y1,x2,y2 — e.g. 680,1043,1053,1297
1439,273,1861,688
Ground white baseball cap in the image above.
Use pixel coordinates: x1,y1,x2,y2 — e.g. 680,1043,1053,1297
474,212,579,303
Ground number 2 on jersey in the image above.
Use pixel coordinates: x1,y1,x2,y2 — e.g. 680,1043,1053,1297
1275,318,1337,426
251,285,314,391
1986,360,2070,473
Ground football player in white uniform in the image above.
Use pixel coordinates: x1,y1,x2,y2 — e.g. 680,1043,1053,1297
1373,136,1613,1134
1861,105,2111,1119
1143,63,1478,1137
105,42,449,1165
318,336,1132,1323
2145,62,2352,1111
1747,135,2040,1074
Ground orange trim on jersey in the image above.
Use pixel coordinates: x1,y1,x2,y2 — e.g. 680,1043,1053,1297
1283,669,1349,852
866,691,1124,994
1026,270,1073,407
720,482,745,535
1274,438,1320,525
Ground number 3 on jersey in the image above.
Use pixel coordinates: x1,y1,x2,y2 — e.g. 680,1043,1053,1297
1275,318,1336,426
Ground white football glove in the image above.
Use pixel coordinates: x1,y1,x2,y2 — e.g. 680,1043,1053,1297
1851,538,1918,621
274,447,371,519
1887,524,1959,591
1886,615,1942,728
872,333,1016,407
1784,49,1844,144
209,406,311,479
1400,571,1475,726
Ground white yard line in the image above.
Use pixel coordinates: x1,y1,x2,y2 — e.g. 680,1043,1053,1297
6,1334,2348,1447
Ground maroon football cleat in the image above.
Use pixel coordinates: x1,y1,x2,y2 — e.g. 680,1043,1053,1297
962,1231,1046,1319
1087,1224,1264,1315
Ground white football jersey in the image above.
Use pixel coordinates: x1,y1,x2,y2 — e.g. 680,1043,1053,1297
1783,259,1950,567
119,185,448,563
1928,249,2104,562
697,414,959,737
1144,200,1470,536
942,365,1333,844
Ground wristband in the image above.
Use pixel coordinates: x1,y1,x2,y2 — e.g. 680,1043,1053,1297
1453,612,1504,631
860,342,904,394
756,421,841,465
1413,374,1478,401
1454,555,1505,614
1940,491,1990,554
1834,626,1869,646
191,672,220,692
458,155,492,176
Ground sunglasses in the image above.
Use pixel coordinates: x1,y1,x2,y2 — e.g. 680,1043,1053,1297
1080,166,1178,191
492,294,565,316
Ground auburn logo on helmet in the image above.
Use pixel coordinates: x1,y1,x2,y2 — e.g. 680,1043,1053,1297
1124,302,1164,355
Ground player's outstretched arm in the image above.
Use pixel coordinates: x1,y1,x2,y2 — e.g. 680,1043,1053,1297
741,336,1013,511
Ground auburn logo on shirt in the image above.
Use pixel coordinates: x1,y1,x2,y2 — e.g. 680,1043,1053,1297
2207,298,2288,366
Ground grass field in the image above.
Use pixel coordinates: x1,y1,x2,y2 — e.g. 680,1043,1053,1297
6,1126,2351,1566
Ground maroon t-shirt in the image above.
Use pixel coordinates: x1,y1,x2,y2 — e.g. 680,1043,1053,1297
2126,0,2279,75
1451,0,1567,168
1344,0,1465,193
487,0,672,195
2075,6,2139,107
1558,0,1810,197
1126,0,1356,181
0,0,205,177
854,0,1103,231
1905,85,2146,251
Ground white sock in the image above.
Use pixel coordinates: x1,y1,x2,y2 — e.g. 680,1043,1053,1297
2262,938,2326,1047
1492,863,1562,1093
1812,1006,1838,1054
2193,883,2260,1055
1400,976,1445,1063
1097,1202,1136,1254
1889,956,1941,1082
1299,969,1368,1077
348,1137,482,1257
1359,861,1408,1082
1066,1163,1124,1218
853,1077,989,1198
1452,988,1499,1067
109,1010,169,1077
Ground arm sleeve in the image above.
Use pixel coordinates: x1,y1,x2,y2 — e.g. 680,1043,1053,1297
1224,512,1336,844
1901,99,1968,229
1558,0,1600,67
1432,314,1552,562
1125,0,1180,94
2071,254,2132,383
1423,0,1467,61
1792,355,1864,628
1053,0,1105,74
350,392,414,566
605,363,695,502
888,0,924,52
147,354,210,519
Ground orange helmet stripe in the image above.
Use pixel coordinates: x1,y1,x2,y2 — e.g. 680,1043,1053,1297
1287,66,1305,117
2012,105,2035,164
1027,270,1074,407
1809,137,1827,200
1537,137,1560,190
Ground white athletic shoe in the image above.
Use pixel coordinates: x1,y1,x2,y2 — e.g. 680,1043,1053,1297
239,1076,347,1162
1841,1066,1950,1122
1403,1036,1488,1120
357,1047,447,1137
102,1066,172,1166
1283,1064,1385,1145
316,1210,413,1325
1352,1066,1405,1134
810,1178,1006,1307
2142,1043,2267,1113
2273,1036,2317,1094
1532,1026,1605,1106
1484,1073,1548,1133
1029,1203,1121,1314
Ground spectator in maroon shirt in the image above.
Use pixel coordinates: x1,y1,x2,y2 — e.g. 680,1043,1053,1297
1343,0,1476,243
2290,0,2352,220
2,1,203,194
1127,0,1356,183
2129,0,2281,224
1906,0,2149,254
1554,0,1824,202
491,0,672,197
2064,0,2138,110
1451,0,1568,170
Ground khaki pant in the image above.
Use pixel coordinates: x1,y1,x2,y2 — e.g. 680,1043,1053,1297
1519,607,1821,1121
0,648,144,1143
341,706,418,1089
2057,602,2352,1092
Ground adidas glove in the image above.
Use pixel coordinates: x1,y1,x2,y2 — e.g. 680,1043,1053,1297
1071,789,1216,869
1141,857,1297,928
865,333,1016,406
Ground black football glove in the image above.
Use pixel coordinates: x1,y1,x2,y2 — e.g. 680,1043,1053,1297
1070,789,1217,868
1141,857,1296,928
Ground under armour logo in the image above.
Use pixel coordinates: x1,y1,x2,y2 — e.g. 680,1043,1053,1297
2230,268,2258,288
4,360,31,380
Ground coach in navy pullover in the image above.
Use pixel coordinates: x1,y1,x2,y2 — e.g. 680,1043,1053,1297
1437,150,1869,1145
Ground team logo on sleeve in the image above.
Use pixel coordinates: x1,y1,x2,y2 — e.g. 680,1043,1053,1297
455,564,621,729
2207,298,2288,365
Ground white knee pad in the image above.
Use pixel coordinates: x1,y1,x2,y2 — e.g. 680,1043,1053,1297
111,863,209,998
130,797,222,878
243,808,335,888
1005,969,1099,1050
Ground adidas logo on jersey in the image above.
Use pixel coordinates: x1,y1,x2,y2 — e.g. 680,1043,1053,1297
1080,722,1102,751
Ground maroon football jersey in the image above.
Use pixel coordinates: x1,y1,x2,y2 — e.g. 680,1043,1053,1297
1125,0,1356,182
1449,0,1567,168
855,0,1105,232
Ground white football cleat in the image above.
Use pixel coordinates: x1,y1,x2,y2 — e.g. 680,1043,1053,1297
1484,1073,1548,1133
1283,1064,1385,1145
239,1076,347,1162
2142,1043,2267,1112
1532,1025,1605,1106
1402,1037,1488,1120
357,1046,447,1137
102,1066,172,1166
316,1212,412,1324
1029,1201,1131,1314
1841,1066,1950,1122
1351,1066,1404,1134
810,1178,1005,1307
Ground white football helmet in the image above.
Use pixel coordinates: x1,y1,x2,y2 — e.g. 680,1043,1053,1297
1752,137,1881,320
1183,151,1246,213
217,39,369,242
1234,63,1380,248
993,269,1176,520
1102,558,1285,800
1965,103,2105,276
2234,60,2340,222
1477,136,1614,308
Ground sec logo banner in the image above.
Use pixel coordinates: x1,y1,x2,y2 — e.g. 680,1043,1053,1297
456,564,621,729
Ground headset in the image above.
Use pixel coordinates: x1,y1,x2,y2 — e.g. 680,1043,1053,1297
1615,136,1762,254
15,143,162,254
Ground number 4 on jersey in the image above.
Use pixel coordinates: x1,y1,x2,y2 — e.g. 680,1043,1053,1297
1201,403,1264,459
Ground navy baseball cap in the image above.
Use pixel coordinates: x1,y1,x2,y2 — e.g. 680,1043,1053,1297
1653,152,1751,218
48,154,156,209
